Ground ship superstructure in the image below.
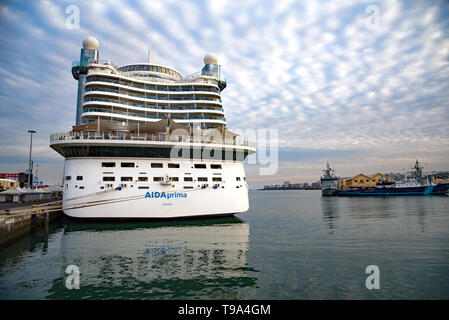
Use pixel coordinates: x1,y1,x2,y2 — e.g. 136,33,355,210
320,162,339,196
50,37,256,218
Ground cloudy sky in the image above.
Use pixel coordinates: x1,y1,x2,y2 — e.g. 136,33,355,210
0,0,448,187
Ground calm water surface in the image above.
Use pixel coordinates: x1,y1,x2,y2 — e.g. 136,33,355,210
0,190,448,299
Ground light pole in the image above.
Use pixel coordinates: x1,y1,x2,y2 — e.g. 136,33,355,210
27,130,36,189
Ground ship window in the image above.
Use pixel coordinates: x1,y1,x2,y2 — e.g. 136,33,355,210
184,177,193,182
184,186,193,189
102,162,116,167
153,177,163,181
168,163,180,168
65,176,71,181
138,186,149,189
211,164,222,169
244,177,246,181
194,164,207,169
79,186,84,189
103,177,115,181
58,146,249,161
121,177,133,181
212,177,222,182
198,177,208,182
138,177,148,182
171,177,179,181
236,177,241,181
151,163,163,168
76,176,83,181
121,162,135,168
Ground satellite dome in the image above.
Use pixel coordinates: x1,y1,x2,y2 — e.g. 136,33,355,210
83,37,99,50
204,53,218,64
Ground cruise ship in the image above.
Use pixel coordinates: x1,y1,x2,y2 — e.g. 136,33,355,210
50,37,256,219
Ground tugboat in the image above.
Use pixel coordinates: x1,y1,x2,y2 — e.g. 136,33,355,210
338,160,449,196
320,162,339,196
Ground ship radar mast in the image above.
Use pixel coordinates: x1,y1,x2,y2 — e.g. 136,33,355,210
322,162,337,179
412,159,424,183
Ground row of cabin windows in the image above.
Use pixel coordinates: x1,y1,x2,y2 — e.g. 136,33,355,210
101,176,222,182
100,184,227,190
68,175,242,182
183,177,222,182
65,176,83,181
60,146,248,160
101,162,221,169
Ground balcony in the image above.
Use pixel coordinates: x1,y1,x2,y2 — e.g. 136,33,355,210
50,131,255,148
83,107,225,120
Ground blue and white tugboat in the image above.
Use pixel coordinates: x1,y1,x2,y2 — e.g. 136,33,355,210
338,160,449,196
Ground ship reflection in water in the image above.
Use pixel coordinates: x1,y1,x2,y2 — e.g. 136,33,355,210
321,197,340,231
0,217,257,299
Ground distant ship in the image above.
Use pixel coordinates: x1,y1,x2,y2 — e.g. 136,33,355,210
338,160,449,196
320,162,339,196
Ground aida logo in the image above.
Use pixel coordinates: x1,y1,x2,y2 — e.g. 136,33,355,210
145,192,187,199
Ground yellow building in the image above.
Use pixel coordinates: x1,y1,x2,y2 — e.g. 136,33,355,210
340,173,390,189
0,178,19,191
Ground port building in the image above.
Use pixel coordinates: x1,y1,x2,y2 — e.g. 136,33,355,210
0,179,19,191
340,173,390,188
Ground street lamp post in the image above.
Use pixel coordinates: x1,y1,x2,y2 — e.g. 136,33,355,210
27,130,36,189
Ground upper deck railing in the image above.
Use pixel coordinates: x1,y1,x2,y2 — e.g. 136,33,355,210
75,59,226,85
72,59,117,69
183,71,226,83
50,131,256,148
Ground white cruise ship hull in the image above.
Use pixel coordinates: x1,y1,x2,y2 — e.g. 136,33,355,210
62,158,249,218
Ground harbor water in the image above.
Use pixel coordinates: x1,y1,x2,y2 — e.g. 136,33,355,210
0,190,448,299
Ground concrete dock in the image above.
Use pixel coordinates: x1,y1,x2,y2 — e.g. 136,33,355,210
0,199,63,247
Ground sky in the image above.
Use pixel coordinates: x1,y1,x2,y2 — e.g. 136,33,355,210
0,0,448,187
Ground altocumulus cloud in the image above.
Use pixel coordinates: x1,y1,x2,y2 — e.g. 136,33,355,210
0,0,448,186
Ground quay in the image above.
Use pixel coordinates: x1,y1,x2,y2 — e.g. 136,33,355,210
0,199,63,247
